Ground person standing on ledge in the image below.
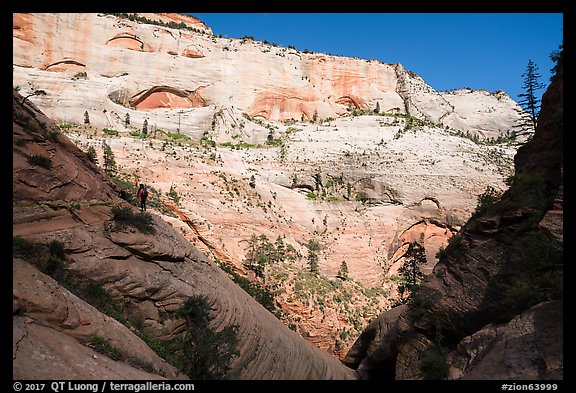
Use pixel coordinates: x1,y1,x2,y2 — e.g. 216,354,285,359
137,183,149,212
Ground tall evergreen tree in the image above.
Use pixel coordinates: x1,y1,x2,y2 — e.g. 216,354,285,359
337,260,349,280
86,145,98,165
244,234,261,277
102,141,116,174
397,241,427,300
172,295,239,379
307,249,319,273
274,235,286,263
306,238,321,273
517,60,545,132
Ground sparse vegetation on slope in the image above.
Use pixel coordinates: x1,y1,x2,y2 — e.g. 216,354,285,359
109,206,156,234
51,89,519,360
13,234,240,379
105,13,209,34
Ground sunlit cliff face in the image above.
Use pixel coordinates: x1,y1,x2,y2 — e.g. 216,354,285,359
13,12,526,360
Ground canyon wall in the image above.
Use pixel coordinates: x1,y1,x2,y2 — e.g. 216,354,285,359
13,13,524,141
13,12,535,364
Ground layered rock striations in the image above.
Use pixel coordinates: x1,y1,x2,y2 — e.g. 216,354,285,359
13,13,524,140
13,12,535,364
343,51,563,380
12,89,356,380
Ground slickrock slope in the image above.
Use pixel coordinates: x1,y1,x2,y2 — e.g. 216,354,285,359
343,51,563,380
12,89,356,380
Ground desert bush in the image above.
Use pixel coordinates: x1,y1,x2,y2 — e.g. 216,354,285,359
13,235,42,259
167,295,240,380
420,346,449,380
502,230,563,316
474,186,502,216
111,206,155,234
27,154,53,170
90,335,122,361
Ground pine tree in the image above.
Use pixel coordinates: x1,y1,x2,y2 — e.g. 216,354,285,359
173,295,239,379
306,239,321,273
307,249,319,273
243,234,275,279
285,244,299,262
397,241,427,299
124,113,130,127
86,146,98,164
19,88,46,106
102,141,117,174
244,234,260,274
142,118,148,135
517,60,545,132
84,110,90,124
337,260,349,279
274,236,286,263
549,44,563,81
374,101,380,114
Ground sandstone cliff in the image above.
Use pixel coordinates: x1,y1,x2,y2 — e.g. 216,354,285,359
13,13,525,141
12,88,356,380
13,12,532,358
343,50,563,380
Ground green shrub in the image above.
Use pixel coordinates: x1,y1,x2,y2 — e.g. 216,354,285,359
164,131,188,140
502,230,563,316
285,126,301,134
306,192,317,200
474,186,502,216
13,235,41,258
200,132,216,148
420,347,449,380
103,128,119,136
265,138,284,147
27,154,53,170
111,206,156,234
168,185,180,205
90,335,123,361
168,295,240,379
49,240,66,260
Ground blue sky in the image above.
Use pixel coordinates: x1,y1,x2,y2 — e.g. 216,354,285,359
191,13,563,103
